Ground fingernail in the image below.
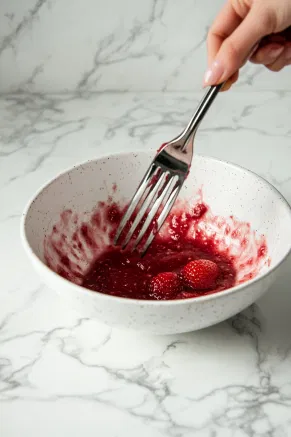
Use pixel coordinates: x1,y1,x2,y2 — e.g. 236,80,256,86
203,60,224,86
268,46,284,60
285,46,291,61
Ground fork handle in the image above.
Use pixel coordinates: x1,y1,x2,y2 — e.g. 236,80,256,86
182,83,224,144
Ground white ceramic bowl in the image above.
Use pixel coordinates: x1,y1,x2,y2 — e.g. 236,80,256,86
21,153,291,335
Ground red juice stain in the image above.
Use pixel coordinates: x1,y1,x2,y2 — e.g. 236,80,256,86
80,224,96,249
149,168,162,187
82,202,238,300
60,255,71,268
157,142,168,153
91,211,101,227
82,230,237,300
191,203,208,220
258,244,267,258
106,203,122,224
241,238,248,248
60,210,72,226
45,190,270,301
72,231,84,251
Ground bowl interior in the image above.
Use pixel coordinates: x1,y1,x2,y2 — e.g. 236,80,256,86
24,153,291,286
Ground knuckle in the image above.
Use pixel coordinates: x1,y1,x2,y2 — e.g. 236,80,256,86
257,9,276,35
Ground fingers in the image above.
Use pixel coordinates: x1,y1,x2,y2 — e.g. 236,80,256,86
207,1,242,65
250,43,284,64
221,72,239,92
204,2,276,86
250,42,291,71
267,43,291,71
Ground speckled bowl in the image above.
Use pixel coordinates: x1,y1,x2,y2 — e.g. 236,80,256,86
21,153,291,335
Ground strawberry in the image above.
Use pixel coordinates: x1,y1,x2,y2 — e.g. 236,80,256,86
181,259,219,290
149,272,181,300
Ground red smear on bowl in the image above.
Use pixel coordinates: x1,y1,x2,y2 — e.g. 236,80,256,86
44,189,270,300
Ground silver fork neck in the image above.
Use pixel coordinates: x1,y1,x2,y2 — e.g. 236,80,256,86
170,83,224,149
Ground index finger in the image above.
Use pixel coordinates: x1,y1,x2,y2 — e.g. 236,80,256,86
207,1,242,65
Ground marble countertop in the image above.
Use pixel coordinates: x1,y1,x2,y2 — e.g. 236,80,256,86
1,0,291,94
1,91,291,436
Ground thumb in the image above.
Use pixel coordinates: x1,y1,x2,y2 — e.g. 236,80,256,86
204,5,275,85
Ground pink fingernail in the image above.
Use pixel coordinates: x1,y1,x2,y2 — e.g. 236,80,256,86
203,60,224,86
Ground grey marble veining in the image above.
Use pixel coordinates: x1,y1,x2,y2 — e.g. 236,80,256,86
1,1,291,433
0,0,291,93
0,91,291,436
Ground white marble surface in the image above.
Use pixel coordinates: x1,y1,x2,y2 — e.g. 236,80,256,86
1,91,291,436
1,0,291,93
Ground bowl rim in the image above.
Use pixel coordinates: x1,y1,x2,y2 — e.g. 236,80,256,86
21,151,291,306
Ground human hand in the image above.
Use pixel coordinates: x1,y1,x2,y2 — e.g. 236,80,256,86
204,0,291,90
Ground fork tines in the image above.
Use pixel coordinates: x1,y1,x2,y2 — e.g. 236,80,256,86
114,162,182,256
114,84,223,256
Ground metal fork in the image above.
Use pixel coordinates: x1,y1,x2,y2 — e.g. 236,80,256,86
114,84,224,255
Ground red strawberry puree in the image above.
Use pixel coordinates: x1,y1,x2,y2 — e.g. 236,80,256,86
44,190,270,300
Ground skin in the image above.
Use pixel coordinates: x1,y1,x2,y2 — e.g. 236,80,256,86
204,0,291,90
